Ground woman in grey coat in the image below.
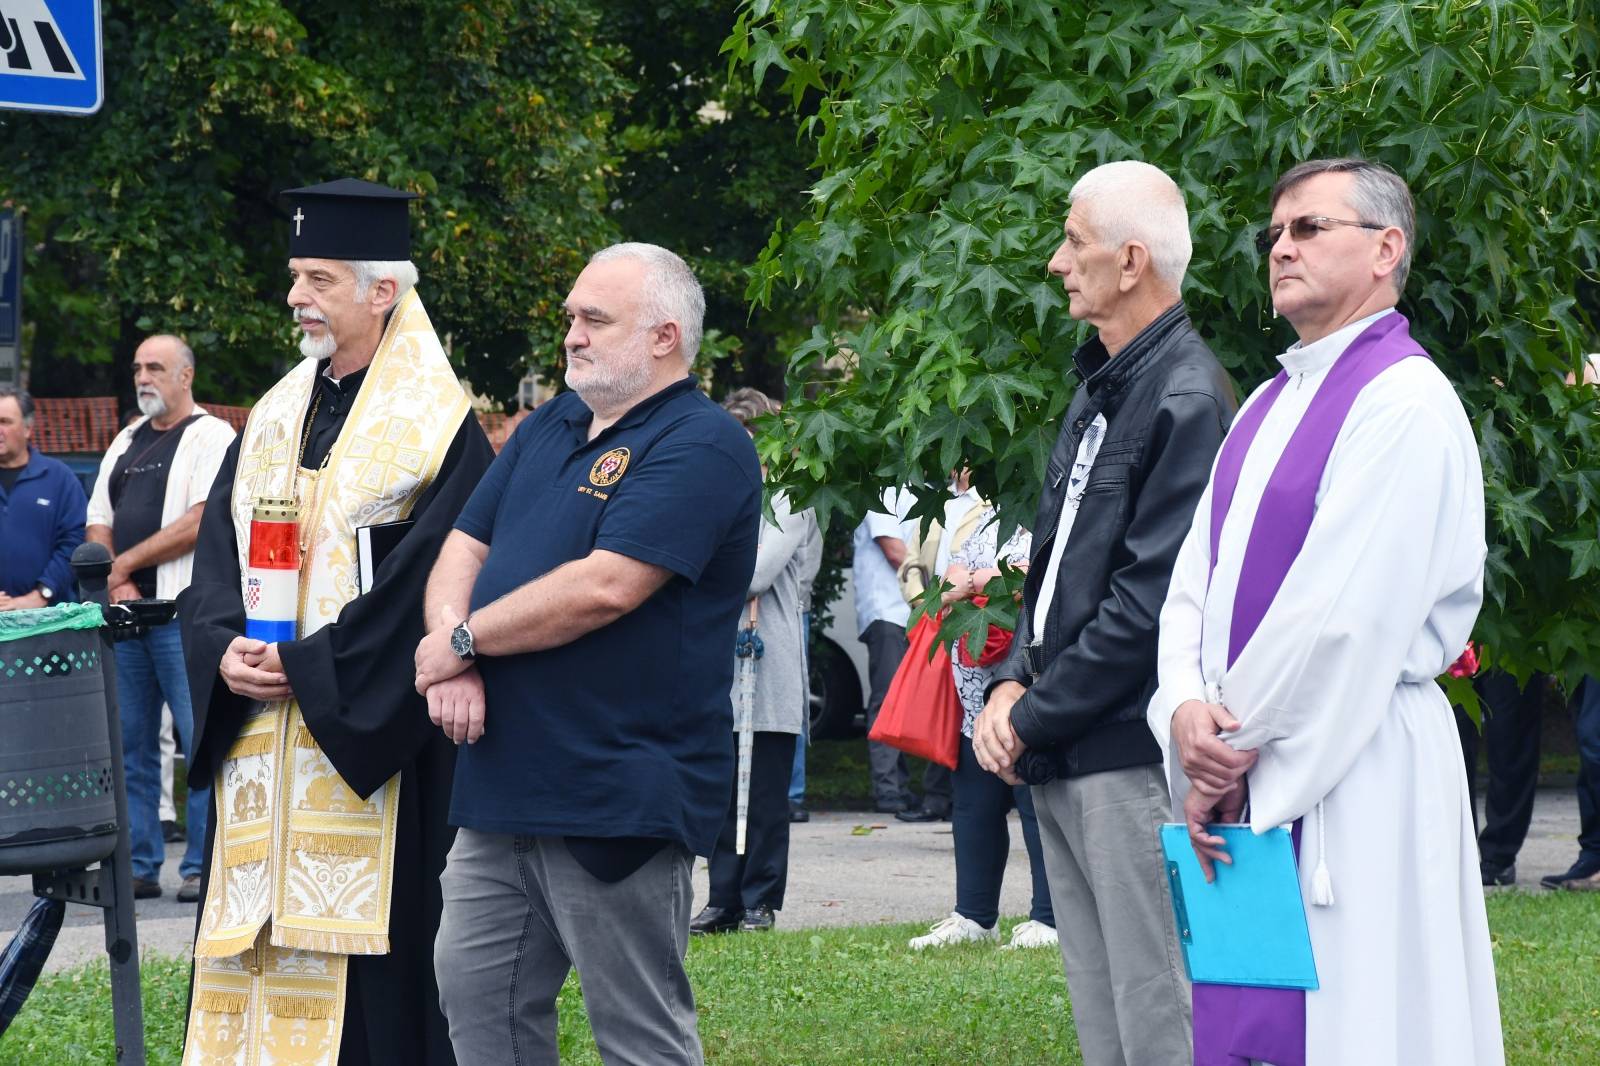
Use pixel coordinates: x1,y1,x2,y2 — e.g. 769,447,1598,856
692,390,818,934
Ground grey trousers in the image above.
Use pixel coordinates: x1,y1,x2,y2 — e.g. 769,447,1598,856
434,829,703,1066
1032,764,1192,1066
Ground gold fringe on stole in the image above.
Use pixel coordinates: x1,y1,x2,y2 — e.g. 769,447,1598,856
271,926,391,955
291,831,381,857
227,731,275,758
193,989,248,1014
223,837,270,866
192,927,264,959
292,724,320,748
265,994,336,1020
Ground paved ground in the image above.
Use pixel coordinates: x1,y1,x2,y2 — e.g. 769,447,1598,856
1,789,1585,973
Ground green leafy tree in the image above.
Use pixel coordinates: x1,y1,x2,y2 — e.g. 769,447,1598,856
600,1,818,397
2,0,628,408
729,0,1600,690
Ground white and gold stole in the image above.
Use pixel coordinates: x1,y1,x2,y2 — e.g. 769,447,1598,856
185,290,469,1066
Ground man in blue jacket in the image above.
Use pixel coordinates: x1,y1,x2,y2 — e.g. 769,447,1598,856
0,386,85,609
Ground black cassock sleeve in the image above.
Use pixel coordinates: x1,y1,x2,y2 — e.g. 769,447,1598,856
179,418,495,797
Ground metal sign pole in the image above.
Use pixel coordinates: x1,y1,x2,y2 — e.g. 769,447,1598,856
0,209,19,387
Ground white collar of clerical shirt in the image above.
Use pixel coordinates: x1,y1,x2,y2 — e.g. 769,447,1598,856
1276,307,1395,377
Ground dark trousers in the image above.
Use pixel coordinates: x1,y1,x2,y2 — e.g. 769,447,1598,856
708,731,798,911
1473,671,1546,866
952,734,1053,928
1574,678,1600,859
861,619,953,810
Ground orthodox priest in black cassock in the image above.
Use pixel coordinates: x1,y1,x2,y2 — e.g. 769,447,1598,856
177,179,493,1066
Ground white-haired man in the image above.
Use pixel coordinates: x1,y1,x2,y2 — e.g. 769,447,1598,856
1149,158,1502,1066
417,242,760,1064
972,160,1235,1065
87,334,235,904
178,179,495,1066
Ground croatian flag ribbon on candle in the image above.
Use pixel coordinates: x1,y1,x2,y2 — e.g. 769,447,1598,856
245,497,301,644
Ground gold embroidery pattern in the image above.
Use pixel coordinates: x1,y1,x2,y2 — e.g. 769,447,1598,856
184,929,347,1066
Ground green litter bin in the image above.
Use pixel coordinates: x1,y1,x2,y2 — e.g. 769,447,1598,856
0,604,118,876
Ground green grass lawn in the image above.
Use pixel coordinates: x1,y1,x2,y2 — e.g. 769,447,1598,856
4,894,1596,1064
801,737,935,810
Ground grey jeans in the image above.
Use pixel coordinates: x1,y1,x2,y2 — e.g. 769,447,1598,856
433,829,703,1066
1032,764,1192,1066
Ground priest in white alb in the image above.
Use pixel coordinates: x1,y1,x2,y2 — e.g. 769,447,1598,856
1148,158,1504,1066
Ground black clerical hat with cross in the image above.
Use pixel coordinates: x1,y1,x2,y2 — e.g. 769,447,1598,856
282,178,418,260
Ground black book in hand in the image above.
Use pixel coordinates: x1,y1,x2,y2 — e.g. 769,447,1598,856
356,520,414,594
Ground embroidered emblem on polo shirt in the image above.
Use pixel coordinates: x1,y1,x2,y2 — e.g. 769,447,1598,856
589,447,631,488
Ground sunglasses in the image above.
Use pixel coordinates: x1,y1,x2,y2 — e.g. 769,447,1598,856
1254,215,1385,255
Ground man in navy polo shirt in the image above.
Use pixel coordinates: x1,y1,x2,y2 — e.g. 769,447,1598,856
0,386,86,610
415,242,760,1065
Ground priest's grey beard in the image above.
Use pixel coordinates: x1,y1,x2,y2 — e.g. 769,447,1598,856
294,306,338,360
299,332,337,360
136,391,168,419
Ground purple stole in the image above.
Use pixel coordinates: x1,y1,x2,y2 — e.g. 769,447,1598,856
1194,311,1428,1066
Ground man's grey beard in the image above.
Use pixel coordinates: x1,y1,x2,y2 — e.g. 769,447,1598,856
136,392,167,419
299,331,337,361
565,342,654,412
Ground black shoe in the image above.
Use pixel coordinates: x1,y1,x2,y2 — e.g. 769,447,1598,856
689,905,743,935
1480,859,1516,887
161,819,185,844
738,905,775,932
873,799,910,814
895,805,942,823
131,877,162,900
789,802,810,824
1540,854,1600,890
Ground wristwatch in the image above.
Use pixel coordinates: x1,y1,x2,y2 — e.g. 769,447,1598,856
35,584,54,603
449,618,476,661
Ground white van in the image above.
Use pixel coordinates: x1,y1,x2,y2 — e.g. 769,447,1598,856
808,578,872,738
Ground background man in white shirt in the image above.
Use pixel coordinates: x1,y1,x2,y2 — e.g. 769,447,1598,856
87,334,235,901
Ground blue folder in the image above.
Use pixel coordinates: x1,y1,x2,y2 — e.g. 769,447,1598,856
1159,823,1318,990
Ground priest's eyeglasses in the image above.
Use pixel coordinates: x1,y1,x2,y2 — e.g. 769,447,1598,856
1254,216,1386,255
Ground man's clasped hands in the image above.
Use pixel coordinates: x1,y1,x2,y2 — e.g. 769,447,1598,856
217,601,489,749
969,684,1259,881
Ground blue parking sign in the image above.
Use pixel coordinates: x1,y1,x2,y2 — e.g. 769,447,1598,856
0,1,102,115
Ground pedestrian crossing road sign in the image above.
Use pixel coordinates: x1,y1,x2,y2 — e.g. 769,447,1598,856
0,1,102,115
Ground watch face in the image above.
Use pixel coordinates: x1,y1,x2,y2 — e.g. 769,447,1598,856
450,625,472,658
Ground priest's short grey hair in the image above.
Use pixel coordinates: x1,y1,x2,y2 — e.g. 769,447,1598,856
589,242,705,365
1068,160,1193,290
349,260,419,304
1271,158,1416,294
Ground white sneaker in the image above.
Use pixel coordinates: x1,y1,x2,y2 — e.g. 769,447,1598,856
909,912,999,949
1001,919,1059,950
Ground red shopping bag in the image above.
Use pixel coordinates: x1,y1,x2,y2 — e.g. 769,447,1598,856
868,612,962,770
956,595,1014,668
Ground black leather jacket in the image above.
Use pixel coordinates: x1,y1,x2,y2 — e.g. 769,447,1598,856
991,301,1236,783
